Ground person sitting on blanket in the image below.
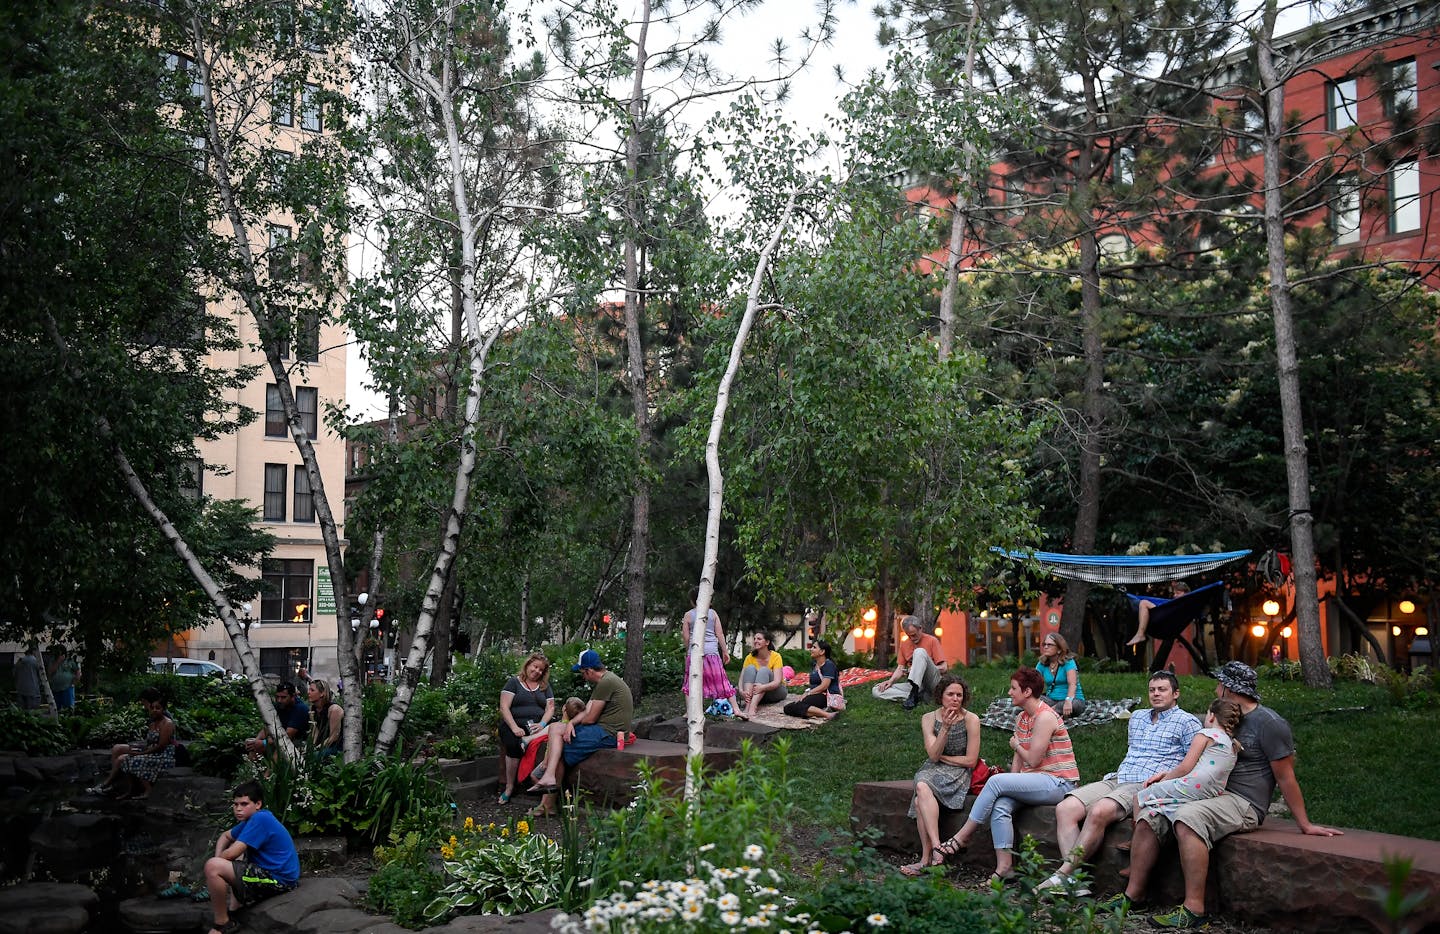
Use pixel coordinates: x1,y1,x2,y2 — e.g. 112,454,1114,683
1127,580,1189,645
873,616,948,710
736,630,787,720
783,641,843,720
528,650,633,818
1037,632,1087,719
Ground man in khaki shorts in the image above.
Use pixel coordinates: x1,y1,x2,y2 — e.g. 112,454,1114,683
1108,661,1343,929
1039,670,1200,895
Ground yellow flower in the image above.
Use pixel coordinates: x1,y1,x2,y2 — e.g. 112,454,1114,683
488,822,496,832
439,845,455,859
448,835,458,846
463,816,475,831
500,827,510,837
516,820,530,835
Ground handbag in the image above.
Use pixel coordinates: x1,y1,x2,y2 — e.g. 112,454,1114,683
968,758,1003,796
826,693,847,712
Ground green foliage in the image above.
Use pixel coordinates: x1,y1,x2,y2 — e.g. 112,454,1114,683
583,740,797,902
267,755,451,846
367,830,446,929
426,819,563,921
1370,855,1429,934
0,706,70,755
83,705,148,748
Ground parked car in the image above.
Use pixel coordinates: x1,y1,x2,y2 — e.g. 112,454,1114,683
149,657,233,679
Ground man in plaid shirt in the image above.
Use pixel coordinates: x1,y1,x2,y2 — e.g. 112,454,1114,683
1038,670,1200,893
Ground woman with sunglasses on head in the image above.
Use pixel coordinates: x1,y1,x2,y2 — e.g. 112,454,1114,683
1037,632,1086,719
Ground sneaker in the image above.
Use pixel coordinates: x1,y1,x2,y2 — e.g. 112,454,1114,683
1152,905,1209,929
1096,893,1132,913
902,684,920,710
1037,872,1066,892
1038,873,1090,897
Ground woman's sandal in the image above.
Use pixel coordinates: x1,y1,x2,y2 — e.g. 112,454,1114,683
933,835,967,860
987,871,1017,887
898,861,925,878
209,919,242,934
497,791,511,805
524,804,557,819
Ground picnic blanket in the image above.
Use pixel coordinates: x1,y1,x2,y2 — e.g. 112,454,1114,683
743,702,820,730
978,696,1141,732
784,666,892,690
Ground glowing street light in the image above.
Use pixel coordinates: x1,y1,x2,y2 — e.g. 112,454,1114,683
1262,599,1281,617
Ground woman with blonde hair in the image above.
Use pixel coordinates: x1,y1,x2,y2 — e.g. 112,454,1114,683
1036,632,1086,719
308,679,344,758
498,652,554,805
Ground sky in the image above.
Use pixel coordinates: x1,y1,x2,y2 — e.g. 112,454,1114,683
344,1,889,420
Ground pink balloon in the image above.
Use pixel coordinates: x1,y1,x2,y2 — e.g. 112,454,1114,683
782,665,795,680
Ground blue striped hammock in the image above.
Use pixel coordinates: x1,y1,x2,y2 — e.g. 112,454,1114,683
991,548,1251,586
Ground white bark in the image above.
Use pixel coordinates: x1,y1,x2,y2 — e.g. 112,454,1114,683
686,187,806,796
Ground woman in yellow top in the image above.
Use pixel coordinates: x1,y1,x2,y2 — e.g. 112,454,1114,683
930,667,1080,883
735,630,787,720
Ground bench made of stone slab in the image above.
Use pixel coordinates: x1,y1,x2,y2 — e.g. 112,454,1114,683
648,716,781,749
570,739,740,805
850,779,1440,933
0,882,98,934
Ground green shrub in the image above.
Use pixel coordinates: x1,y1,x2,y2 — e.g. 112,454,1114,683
83,705,146,747
426,817,563,921
367,830,445,929
258,754,452,847
0,705,70,755
580,739,797,904
187,721,256,776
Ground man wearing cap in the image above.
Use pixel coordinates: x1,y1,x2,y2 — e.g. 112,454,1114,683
528,649,634,816
1109,661,1342,929
872,616,948,710
1039,669,1200,895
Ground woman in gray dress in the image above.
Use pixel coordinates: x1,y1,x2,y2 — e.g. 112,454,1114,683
900,674,981,876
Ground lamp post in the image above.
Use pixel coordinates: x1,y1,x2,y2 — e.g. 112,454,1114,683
237,602,260,672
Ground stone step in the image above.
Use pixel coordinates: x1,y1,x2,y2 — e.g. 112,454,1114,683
849,779,1440,932
570,738,739,805
649,716,781,748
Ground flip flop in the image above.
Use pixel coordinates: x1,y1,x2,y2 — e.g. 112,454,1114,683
497,791,511,805
531,783,559,794
898,862,925,877
525,804,557,819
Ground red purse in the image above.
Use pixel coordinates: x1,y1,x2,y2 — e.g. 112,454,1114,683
969,758,1003,796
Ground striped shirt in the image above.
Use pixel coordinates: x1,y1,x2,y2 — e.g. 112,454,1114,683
1112,704,1202,784
1017,707,1080,780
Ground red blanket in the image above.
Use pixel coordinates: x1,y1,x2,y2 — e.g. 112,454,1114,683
785,666,891,690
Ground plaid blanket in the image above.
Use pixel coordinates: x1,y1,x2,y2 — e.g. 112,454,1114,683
978,696,1141,732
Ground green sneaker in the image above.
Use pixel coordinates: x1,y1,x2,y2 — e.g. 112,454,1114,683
1152,905,1209,929
1095,893,1131,913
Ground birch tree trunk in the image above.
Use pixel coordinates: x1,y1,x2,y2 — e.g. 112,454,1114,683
686,189,805,793
1256,3,1330,687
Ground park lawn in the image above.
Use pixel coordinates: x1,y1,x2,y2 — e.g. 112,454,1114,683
775,667,1440,841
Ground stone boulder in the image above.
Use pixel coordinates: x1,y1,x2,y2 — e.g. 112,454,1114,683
28,812,122,872
571,739,739,806
0,882,98,934
117,896,212,933
244,877,362,933
424,910,562,933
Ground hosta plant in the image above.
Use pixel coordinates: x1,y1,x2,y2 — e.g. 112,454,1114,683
425,817,563,921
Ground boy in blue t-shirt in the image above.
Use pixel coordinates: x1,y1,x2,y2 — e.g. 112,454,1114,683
203,781,299,934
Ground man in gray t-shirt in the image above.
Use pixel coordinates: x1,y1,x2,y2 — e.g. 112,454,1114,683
13,646,44,710
1118,662,1342,929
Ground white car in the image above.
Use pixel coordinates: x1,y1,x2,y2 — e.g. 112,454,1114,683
149,657,231,679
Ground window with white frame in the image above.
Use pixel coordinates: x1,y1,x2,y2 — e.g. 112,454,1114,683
263,463,287,520
293,466,315,522
301,83,322,132
1331,174,1360,245
1384,59,1417,118
266,384,287,436
268,224,293,281
272,79,293,127
296,386,319,440
1390,160,1420,233
1327,78,1358,131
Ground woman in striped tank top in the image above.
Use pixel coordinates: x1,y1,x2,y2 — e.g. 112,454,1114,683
931,667,1080,884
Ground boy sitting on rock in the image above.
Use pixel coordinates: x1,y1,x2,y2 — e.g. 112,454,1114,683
203,780,299,934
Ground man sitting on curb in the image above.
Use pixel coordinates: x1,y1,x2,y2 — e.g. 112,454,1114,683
203,780,299,934
872,616,947,710
243,682,309,758
529,649,634,817
1103,661,1342,929
1040,669,1200,894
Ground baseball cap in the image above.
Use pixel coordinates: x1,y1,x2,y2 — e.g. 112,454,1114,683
572,649,602,672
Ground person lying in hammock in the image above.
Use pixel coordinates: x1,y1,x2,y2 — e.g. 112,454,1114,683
1127,580,1189,646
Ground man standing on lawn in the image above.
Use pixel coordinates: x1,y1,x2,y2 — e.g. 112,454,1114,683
1105,661,1342,929
529,649,633,817
1039,669,1200,894
872,616,947,710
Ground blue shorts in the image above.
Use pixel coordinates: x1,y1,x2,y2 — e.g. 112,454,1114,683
562,724,616,766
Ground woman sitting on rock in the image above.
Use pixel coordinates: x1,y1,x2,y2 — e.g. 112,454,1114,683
90,686,177,800
900,674,981,876
308,678,343,759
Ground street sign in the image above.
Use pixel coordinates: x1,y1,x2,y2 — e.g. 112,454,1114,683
316,566,336,617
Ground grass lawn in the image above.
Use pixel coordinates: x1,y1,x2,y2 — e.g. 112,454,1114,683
771,667,1440,840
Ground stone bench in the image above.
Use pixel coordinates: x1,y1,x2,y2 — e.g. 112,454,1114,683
850,780,1440,932
648,715,782,748
570,738,740,805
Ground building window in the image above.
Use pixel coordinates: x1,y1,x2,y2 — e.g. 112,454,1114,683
270,304,291,360
163,53,204,100
261,558,313,624
1331,173,1360,245
268,225,293,281
1002,173,1025,216
297,386,319,440
293,465,315,522
263,463,287,521
1235,106,1262,157
272,79,294,127
296,309,320,362
1113,147,1135,184
180,457,203,502
1390,160,1420,233
265,384,287,436
1327,77,1357,131
301,83,322,132
1383,59,1417,118
300,7,327,52
271,149,293,196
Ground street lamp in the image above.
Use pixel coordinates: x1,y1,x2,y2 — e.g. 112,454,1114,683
239,602,261,638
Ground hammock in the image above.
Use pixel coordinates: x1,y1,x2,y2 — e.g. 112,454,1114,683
1125,580,1230,673
992,548,1251,585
